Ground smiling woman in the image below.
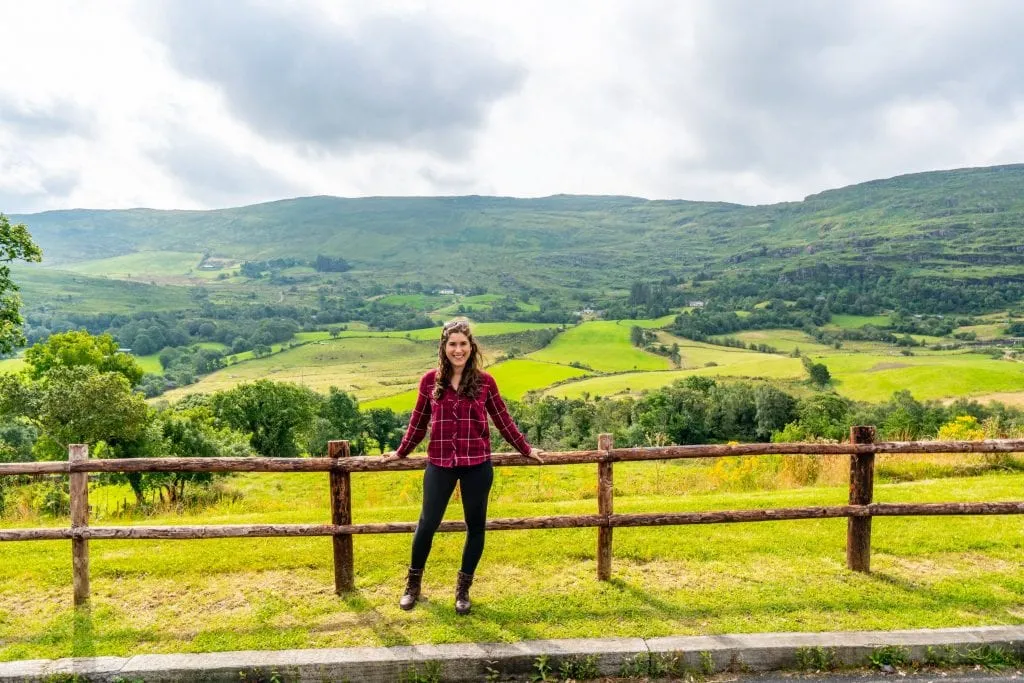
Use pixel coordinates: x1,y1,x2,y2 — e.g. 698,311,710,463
380,319,544,615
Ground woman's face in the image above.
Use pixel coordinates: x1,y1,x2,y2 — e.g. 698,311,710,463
445,332,472,370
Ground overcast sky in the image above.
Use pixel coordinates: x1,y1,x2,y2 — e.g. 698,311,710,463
2,0,1023,213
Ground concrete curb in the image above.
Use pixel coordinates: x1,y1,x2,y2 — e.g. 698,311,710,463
0,626,1021,682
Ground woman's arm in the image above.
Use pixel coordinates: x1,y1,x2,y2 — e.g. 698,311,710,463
393,373,433,457
484,375,532,456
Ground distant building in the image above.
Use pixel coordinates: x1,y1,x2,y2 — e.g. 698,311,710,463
687,300,706,308
436,288,455,295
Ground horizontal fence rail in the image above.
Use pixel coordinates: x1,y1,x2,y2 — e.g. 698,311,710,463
1,430,1023,606
3,439,1024,476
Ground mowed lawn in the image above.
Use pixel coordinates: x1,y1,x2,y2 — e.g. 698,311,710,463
1,468,1022,661
528,321,671,372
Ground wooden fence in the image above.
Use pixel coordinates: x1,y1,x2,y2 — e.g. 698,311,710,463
2,427,1024,607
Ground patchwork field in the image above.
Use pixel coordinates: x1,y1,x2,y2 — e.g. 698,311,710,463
161,337,437,402
528,321,671,372
547,356,804,399
360,359,591,411
709,329,833,354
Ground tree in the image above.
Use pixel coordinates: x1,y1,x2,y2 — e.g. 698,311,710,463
753,384,796,440
211,380,321,457
364,408,402,453
801,356,831,387
0,365,149,460
24,330,144,385
149,405,246,502
0,213,43,353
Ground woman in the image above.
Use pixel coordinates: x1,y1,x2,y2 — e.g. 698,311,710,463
382,319,544,615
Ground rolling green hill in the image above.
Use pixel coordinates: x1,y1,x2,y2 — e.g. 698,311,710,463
13,164,1024,310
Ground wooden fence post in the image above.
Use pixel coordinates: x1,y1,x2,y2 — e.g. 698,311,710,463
847,426,876,573
597,433,614,581
69,444,90,606
328,440,354,593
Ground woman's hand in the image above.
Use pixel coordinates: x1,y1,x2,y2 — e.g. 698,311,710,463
525,447,545,463
380,451,403,463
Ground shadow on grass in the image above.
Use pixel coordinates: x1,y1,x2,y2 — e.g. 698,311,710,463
72,606,96,658
337,591,413,647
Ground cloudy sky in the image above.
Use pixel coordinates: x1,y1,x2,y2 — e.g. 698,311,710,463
2,0,1023,213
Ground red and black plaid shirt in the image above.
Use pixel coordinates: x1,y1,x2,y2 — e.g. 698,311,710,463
395,369,531,466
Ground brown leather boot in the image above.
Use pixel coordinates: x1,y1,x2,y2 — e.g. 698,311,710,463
455,571,473,615
399,567,424,610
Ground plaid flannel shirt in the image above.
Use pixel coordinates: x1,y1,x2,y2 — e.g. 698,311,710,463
395,369,531,466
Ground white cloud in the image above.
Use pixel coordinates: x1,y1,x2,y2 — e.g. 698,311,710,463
1,0,1023,213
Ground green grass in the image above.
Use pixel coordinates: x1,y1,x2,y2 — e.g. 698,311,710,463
954,324,1007,340
56,251,204,279
164,337,437,402
131,353,163,374
830,314,893,329
547,356,803,399
618,314,677,329
12,266,195,314
1,468,1022,661
485,359,590,400
528,321,671,372
709,329,834,354
360,359,590,412
0,357,26,374
378,293,451,310
817,353,1024,403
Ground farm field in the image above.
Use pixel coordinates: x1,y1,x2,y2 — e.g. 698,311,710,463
546,356,803,399
161,337,437,402
360,359,592,411
55,251,204,279
2,466,1021,661
12,266,195,313
528,321,670,372
817,352,1024,403
618,314,677,329
709,329,833,354
828,314,893,329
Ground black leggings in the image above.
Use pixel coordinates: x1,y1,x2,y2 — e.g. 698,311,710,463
410,460,494,575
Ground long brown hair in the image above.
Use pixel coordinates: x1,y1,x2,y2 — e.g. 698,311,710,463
433,319,484,400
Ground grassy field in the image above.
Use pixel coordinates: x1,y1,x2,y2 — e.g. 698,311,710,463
528,321,671,372
829,314,893,329
709,329,834,354
162,337,437,402
1,465,1021,661
547,356,803,399
818,353,1024,403
360,359,591,412
56,251,204,279
0,358,26,374
618,314,677,329
954,323,1007,340
13,266,195,314
131,353,163,374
